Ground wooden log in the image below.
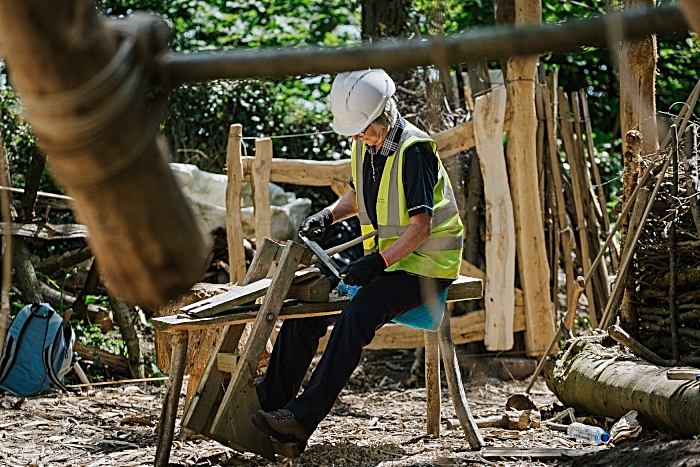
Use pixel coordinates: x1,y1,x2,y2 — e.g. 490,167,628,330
226,124,247,285
506,0,554,357
424,330,441,437
155,331,188,467
681,124,700,233
0,139,8,363
431,121,475,159
473,88,515,351
483,448,587,461
71,259,101,322
559,88,598,328
74,342,130,375
0,222,89,240
13,239,43,304
544,337,700,437
0,187,73,211
35,246,92,276
252,138,273,242
0,3,211,308
438,305,484,448
240,157,352,188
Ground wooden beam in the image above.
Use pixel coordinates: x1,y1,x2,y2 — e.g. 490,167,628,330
681,0,700,35
0,222,89,240
473,88,516,351
432,121,475,159
226,124,247,285
318,305,526,351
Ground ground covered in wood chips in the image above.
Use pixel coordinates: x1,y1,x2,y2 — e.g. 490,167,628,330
0,348,686,467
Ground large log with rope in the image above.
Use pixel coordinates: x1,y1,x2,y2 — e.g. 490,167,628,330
0,1,211,308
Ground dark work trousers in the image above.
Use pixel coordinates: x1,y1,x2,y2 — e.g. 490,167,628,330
256,270,452,436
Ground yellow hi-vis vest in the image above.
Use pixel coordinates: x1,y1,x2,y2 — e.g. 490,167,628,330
351,122,464,280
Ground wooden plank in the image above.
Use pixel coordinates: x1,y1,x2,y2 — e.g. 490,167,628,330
243,237,282,286
483,448,588,461
155,332,188,467
0,222,89,239
432,121,475,159
211,240,305,439
252,138,273,242
559,88,598,328
154,276,482,332
226,123,247,285
473,87,516,351
318,305,527,351
180,267,319,318
240,157,351,188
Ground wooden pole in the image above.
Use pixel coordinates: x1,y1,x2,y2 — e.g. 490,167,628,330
681,124,700,233
680,0,700,35
542,82,575,313
424,330,441,437
160,4,685,84
558,88,598,328
505,0,555,357
473,88,515,351
0,1,211,308
226,124,246,285
438,305,484,449
670,128,680,361
0,123,11,351
155,331,188,467
252,138,273,242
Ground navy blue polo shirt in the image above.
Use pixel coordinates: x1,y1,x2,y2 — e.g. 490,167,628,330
350,114,439,229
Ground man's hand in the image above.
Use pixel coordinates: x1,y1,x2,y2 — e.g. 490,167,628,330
299,209,334,241
342,252,387,287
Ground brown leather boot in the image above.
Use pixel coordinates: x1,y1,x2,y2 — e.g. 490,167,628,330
251,408,308,447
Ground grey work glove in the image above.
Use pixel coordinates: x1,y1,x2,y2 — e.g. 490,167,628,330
299,208,334,241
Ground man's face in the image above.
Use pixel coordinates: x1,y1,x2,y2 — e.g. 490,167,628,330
352,124,384,147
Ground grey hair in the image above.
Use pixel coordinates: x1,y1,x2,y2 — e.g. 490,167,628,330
369,97,397,132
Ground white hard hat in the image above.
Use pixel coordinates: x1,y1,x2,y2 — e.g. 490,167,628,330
330,69,396,136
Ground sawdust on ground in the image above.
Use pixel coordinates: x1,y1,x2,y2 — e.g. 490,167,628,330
0,348,678,467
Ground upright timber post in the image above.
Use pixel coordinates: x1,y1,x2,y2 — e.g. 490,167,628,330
620,0,659,156
252,138,273,242
424,330,441,436
504,0,555,356
226,124,247,284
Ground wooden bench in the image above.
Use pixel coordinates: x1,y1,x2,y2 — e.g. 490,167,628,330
152,238,484,465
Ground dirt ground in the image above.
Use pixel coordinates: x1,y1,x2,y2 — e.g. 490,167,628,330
0,346,691,467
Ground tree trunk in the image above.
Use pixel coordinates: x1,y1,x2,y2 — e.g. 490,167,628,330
361,0,411,39
505,0,555,357
109,294,145,379
545,337,700,437
0,0,211,308
72,259,101,321
620,0,658,156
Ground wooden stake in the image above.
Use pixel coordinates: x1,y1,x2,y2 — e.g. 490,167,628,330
155,331,188,467
670,128,680,361
226,124,247,285
438,305,484,449
424,330,441,437
558,88,598,328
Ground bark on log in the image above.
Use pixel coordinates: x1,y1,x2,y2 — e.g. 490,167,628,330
35,246,92,276
544,336,700,437
0,1,211,308
680,0,700,35
74,341,130,375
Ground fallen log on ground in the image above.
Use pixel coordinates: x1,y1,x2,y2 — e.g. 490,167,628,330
74,342,130,375
544,335,700,437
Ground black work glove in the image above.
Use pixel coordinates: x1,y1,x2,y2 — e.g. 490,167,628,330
299,209,334,241
342,252,387,287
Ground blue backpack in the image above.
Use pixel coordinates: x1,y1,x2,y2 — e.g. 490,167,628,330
0,303,76,396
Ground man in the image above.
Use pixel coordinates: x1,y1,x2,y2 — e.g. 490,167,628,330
252,69,464,450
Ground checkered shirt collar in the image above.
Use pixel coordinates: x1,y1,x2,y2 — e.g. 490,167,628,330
365,113,406,157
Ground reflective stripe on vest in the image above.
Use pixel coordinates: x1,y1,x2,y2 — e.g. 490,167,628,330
351,122,463,279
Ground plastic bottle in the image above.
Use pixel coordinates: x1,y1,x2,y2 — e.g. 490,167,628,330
566,422,610,444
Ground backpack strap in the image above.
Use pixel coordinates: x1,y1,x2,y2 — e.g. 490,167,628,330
42,342,68,392
0,310,38,386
